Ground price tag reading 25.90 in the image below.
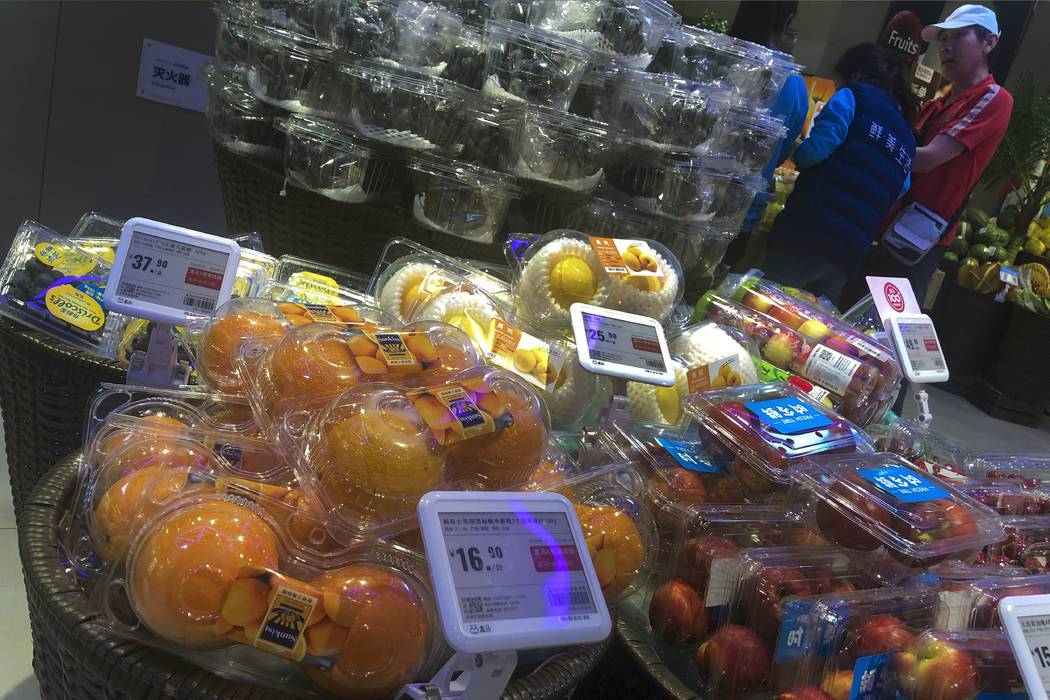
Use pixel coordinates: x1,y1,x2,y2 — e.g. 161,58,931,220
569,303,675,386
418,491,611,654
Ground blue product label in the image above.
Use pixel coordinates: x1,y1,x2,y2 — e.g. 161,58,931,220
76,281,108,310
857,467,951,503
774,600,815,662
849,653,896,700
654,437,719,473
744,397,832,434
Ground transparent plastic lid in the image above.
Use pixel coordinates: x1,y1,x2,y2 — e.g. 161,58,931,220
940,574,1050,631
964,453,1050,482
685,381,874,484
791,451,1005,569
407,152,517,191
894,628,1024,699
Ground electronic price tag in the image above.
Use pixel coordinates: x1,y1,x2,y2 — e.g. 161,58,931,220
569,303,675,387
105,217,241,325
886,313,949,384
407,491,611,700
998,594,1050,699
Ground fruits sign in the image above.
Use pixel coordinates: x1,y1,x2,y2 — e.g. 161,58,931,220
878,11,924,65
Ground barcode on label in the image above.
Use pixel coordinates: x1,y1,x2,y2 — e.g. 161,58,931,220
606,267,628,274
802,344,861,396
461,596,483,615
118,282,138,296
547,588,592,607
183,294,215,311
645,359,664,369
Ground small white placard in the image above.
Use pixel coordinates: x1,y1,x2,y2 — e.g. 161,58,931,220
570,303,676,387
999,594,1050,700
136,38,210,113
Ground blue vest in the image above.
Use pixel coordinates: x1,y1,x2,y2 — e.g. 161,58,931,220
770,81,915,275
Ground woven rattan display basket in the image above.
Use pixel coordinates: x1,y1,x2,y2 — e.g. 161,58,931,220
20,454,613,700
213,140,511,275
0,318,124,519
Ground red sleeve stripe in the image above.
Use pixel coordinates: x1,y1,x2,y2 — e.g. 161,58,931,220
947,84,1000,138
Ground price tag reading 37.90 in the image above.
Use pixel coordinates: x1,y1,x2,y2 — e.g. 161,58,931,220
105,218,241,326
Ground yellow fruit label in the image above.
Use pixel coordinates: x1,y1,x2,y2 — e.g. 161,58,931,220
219,567,336,669
588,237,662,278
34,242,65,268
45,284,105,331
686,355,741,393
82,245,116,265
408,381,509,445
364,330,420,367
287,271,342,305
278,301,368,326
483,318,566,391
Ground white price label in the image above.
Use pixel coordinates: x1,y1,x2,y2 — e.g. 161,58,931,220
1000,595,1050,700
897,320,944,372
570,303,675,386
418,492,611,654
802,344,862,396
106,217,241,325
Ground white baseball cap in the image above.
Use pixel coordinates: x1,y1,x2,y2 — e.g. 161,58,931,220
921,4,1000,41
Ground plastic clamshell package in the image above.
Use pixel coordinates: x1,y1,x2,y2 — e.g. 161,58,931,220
277,115,402,204
241,319,480,438
345,59,481,153
771,585,942,696
533,0,679,62
668,26,777,104
213,2,253,68
480,19,593,109
246,23,335,112
958,477,1050,516
311,0,399,57
389,0,464,71
273,254,372,300
295,365,550,542
711,105,787,174
790,452,1006,581
206,68,287,162
407,153,518,243
500,103,610,192
694,292,883,425
685,381,874,485
963,452,1050,482
625,354,690,427
0,219,123,358
879,417,970,480
894,628,1025,700
440,26,487,89
370,237,511,318
936,573,1050,631
667,318,761,389
510,229,684,334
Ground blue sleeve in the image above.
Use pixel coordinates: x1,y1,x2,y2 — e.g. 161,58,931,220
794,88,856,170
899,173,910,199
770,74,808,169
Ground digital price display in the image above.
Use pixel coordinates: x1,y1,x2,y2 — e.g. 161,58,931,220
418,491,611,653
105,217,241,325
999,594,1050,699
887,313,949,384
569,303,675,386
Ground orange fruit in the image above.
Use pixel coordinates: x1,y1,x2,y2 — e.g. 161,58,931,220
130,499,280,648
260,327,361,415
95,415,188,464
200,312,289,392
574,503,644,600
320,404,444,523
445,389,546,489
306,565,429,700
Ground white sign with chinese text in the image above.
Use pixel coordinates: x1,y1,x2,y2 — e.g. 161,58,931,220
136,38,210,113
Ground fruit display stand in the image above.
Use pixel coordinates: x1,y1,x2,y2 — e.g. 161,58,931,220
21,453,613,700
0,317,124,519
969,304,1050,426
213,140,511,275
928,279,1013,393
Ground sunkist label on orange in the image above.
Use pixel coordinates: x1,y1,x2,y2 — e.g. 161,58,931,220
686,355,742,394
278,301,369,326
407,380,511,446
484,318,566,392
588,237,662,277
217,566,336,669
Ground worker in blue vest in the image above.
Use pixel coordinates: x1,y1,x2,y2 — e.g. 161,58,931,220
762,43,918,303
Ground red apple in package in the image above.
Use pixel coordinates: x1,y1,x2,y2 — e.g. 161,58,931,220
696,624,771,697
648,578,709,644
894,629,1023,700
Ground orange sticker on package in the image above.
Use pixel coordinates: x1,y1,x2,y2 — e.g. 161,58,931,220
484,318,566,392
344,330,439,374
217,566,334,668
278,301,368,326
588,237,662,277
686,355,742,393
407,381,510,446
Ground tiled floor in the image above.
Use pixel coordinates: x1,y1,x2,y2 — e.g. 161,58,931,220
0,388,1046,699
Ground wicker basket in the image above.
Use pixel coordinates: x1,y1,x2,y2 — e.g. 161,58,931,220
213,140,511,275
0,318,125,519
20,454,612,699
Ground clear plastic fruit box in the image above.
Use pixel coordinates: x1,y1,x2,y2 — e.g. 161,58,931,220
789,452,1005,583
272,254,372,300
935,573,1050,631
499,102,610,192
0,219,124,358
963,452,1050,483
534,0,680,63
407,152,518,243
685,381,874,487
894,628,1024,700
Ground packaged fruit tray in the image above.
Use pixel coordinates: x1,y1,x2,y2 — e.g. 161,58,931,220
878,417,970,481
789,452,1005,583
685,381,874,488
272,254,372,301
508,229,684,334
246,23,335,113
0,219,125,358
312,0,399,57
771,585,942,698
963,452,1050,482
893,629,1025,700
936,573,1050,631
407,152,518,243
532,0,680,65
285,365,551,542
440,26,486,89
976,514,1050,571
206,67,287,162
481,19,593,109
499,103,611,192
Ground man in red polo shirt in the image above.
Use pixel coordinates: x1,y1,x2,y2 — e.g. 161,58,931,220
843,4,1012,306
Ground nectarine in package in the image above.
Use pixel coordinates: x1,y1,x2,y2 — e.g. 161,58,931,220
297,366,550,542
239,319,479,438
686,381,874,486
789,452,1005,582
770,585,941,696
369,237,511,322
894,628,1024,700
